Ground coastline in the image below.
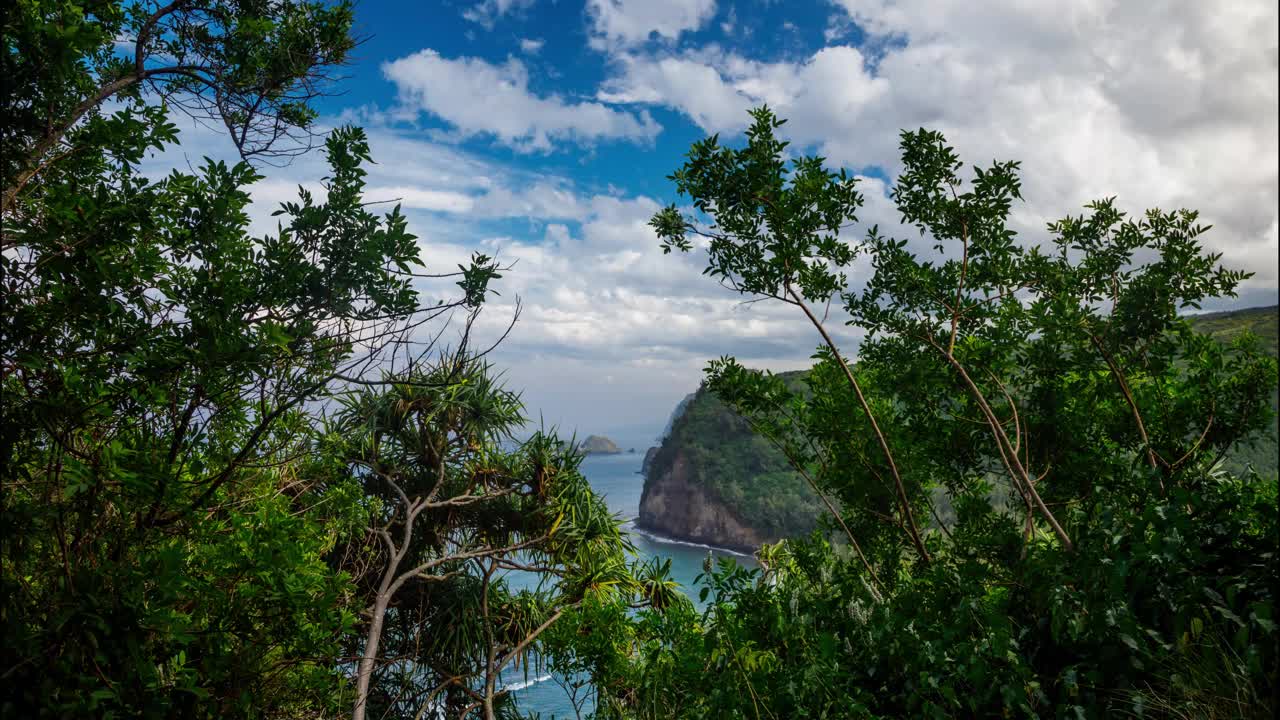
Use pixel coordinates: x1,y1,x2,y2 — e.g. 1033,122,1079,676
626,521,756,559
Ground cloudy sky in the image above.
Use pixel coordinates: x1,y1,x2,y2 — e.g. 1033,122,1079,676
160,0,1279,448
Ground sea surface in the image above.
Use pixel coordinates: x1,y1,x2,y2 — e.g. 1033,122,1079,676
504,451,755,717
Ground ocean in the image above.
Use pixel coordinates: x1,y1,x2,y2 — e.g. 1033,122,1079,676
504,451,755,717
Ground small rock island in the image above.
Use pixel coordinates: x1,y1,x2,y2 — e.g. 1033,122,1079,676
578,434,622,455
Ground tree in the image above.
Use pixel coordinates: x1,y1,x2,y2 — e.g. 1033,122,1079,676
3,0,357,213
650,107,931,563
325,355,634,720
617,108,1279,718
0,2,516,715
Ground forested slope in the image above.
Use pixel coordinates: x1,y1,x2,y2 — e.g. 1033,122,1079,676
640,305,1278,550
1196,306,1279,474
638,372,820,547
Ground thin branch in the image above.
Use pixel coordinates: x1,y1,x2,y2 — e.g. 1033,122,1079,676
1087,331,1167,483
786,285,931,563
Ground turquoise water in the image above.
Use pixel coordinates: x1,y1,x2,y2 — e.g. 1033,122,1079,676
506,452,755,717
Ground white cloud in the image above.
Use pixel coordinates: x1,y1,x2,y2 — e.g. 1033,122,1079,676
471,181,587,220
382,49,661,151
112,34,136,56
392,176,838,439
462,0,536,29
587,0,718,49
599,54,751,132
144,116,809,379
599,0,1280,285
519,37,545,55
362,186,477,213
719,6,737,36
137,1,1278,438
600,45,889,135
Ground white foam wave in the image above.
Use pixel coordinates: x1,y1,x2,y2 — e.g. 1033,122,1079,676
503,673,554,692
627,526,754,558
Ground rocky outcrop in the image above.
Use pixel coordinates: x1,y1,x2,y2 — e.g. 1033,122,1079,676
640,446,659,475
636,379,821,552
637,449,773,553
578,435,621,455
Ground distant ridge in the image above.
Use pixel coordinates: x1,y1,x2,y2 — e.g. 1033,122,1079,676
1188,304,1278,356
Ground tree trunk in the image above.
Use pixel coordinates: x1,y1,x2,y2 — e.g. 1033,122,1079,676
481,561,498,720
352,593,390,720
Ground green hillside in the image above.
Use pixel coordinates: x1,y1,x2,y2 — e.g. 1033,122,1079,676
645,372,821,539
646,305,1278,542
1194,305,1279,475
1190,304,1278,355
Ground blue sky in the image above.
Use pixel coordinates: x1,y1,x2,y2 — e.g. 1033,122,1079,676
160,0,1279,448
321,1,852,203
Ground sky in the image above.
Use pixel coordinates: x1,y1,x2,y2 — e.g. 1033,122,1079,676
153,0,1279,449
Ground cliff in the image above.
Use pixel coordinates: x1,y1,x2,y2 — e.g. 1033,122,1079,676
637,375,822,552
637,449,776,552
640,446,659,475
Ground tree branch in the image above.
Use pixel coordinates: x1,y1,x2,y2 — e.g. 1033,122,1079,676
786,285,931,563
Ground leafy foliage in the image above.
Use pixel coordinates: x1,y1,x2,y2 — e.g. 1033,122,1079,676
2,3,630,718
321,358,636,720
643,374,823,540
0,111,427,715
647,306,1277,559
598,108,1280,719
4,0,357,211
6,6,1276,716
1189,306,1280,476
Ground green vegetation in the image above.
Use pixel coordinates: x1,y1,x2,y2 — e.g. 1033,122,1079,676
1,3,637,718
1193,305,1279,354
645,372,822,539
569,107,1279,718
1192,306,1280,476
330,361,633,720
3,3,1277,717
645,309,1277,546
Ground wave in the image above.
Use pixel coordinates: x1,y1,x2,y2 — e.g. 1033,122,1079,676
626,525,754,559
503,673,554,693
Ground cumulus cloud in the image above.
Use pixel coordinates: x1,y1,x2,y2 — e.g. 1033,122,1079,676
143,116,815,386
586,0,718,49
519,37,545,54
324,134,843,437
141,1,1277,438
599,0,1280,287
461,191,846,436
382,50,661,151
600,45,888,134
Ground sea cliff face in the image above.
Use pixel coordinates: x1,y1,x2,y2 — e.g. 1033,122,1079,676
636,379,821,552
640,446,659,475
638,449,772,553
